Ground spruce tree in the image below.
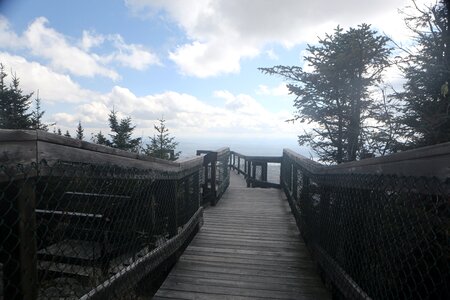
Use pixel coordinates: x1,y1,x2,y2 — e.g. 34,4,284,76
260,24,392,163
396,0,450,147
0,66,33,129
107,109,141,152
144,118,180,160
31,92,49,131
64,130,71,137
76,121,84,140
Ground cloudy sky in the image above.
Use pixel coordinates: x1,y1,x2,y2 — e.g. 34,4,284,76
0,0,432,155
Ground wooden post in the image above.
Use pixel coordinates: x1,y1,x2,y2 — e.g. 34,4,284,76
1,179,38,300
209,152,217,206
251,163,257,187
244,158,247,174
193,171,200,211
237,156,240,173
261,162,268,182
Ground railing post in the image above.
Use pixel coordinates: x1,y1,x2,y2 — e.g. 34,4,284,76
209,152,218,206
237,156,240,173
251,162,257,187
1,179,38,300
261,162,268,182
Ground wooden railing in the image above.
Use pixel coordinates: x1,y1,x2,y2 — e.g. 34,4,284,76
280,143,450,299
229,151,281,188
0,130,229,300
197,147,230,206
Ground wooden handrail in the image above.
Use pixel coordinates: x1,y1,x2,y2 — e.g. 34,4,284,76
0,129,204,180
283,141,450,179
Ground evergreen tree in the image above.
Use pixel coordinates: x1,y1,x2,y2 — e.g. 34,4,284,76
92,110,140,152
76,121,84,140
0,64,8,128
57,128,62,135
260,24,392,163
92,131,110,146
0,66,33,129
144,118,180,160
396,0,450,147
107,109,141,152
31,91,49,131
64,130,71,138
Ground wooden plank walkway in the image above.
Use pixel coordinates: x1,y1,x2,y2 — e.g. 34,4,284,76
154,172,330,300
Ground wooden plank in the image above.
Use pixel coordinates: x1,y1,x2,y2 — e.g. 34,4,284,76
155,172,330,299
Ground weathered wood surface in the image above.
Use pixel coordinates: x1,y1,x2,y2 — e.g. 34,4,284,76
154,172,330,300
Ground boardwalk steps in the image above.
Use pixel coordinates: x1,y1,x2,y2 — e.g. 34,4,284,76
154,172,330,300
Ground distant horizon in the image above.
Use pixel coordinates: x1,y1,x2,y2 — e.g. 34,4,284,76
176,136,312,158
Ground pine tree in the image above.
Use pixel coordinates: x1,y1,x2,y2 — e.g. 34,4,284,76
76,121,84,140
31,91,49,131
107,109,141,152
260,24,392,163
0,66,33,129
92,131,110,146
144,118,180,160
396,0,450,147
64,130,71,138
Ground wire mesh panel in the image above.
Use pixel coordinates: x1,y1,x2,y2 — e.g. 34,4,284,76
281,148,450,300
0,130,208,300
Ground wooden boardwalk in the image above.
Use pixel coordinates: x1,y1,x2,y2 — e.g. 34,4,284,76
154,172,330,300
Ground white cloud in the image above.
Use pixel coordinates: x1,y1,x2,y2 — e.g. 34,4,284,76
0,52,97,103
126,0,428,77
106,35,161,70
80,30,105,51
24,17,119,80
50,85,296,139
0,16,161,79
256,83,290,97
0,16,23,48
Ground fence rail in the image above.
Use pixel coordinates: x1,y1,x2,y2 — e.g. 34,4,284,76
229,151,281,188
280,143,450,299
0,130,228,300
196,148,230,206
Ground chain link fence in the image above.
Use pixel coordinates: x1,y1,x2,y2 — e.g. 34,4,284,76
0,159,203,299
281,148,450,299
0,130,231,300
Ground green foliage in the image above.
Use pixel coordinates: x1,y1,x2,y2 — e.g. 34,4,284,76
92,131,109,146
76,121,84,140
64,130,71,138
260,24,392,164
0,64,33,129
108,110,141,152
31,93,49,131
92,110,141,153
144,118,180,160
396,0,450,147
